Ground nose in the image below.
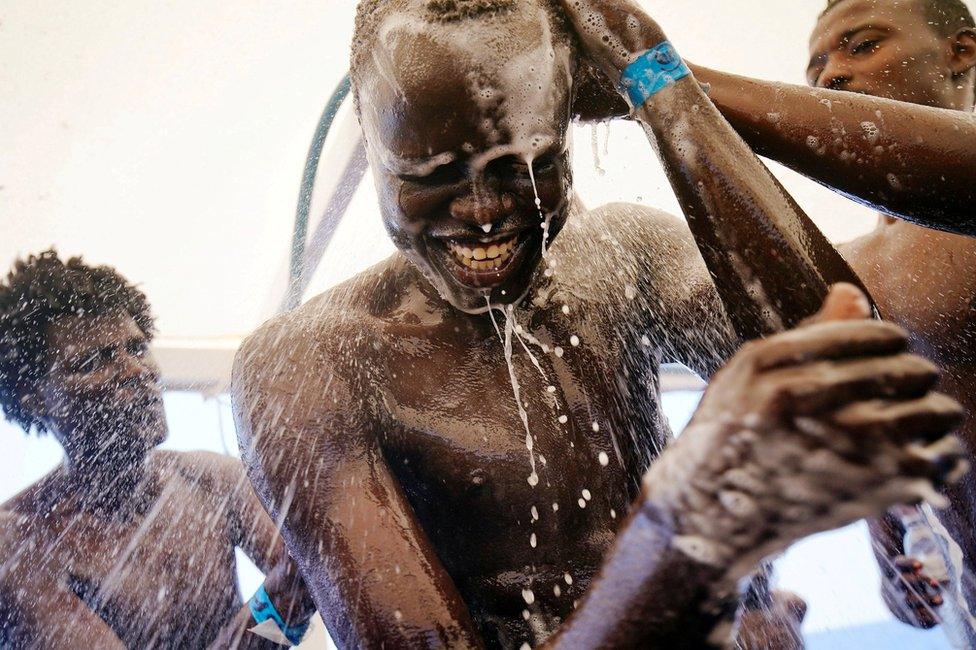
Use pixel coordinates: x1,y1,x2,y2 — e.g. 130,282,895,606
449,190,516,227
818,55,853,90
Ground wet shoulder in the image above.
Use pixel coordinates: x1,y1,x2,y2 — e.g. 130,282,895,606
152,449,245,497
237,253,410,368
553,202,712,303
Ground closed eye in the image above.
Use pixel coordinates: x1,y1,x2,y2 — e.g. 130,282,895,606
398,162,465,185
851,38,881,55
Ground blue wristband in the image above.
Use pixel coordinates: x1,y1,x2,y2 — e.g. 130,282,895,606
619,41,691,108
248,585,310,646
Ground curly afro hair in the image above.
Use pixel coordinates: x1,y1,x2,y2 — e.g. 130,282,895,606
0,250,155,434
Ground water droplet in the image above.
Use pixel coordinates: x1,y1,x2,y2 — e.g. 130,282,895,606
581,489,592,501
591,421,600,432
523,610,531,621
578,498,587,508
564,573,573,585
552,502,559,512
554,347,564,358
482,222,493,233
394,610,403,622
624,284,636,300
558,414,568,424
554,584,562,597
530,533,537,548
570,335,580,347
610,508,617,519
598,451,609,466
546,385,557,393
531,505,539,521
522,588,536,604
561,304,570,315
527,472,540,486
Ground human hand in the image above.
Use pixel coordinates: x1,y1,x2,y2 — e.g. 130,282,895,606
555,0,669,85
641,283,967,580
882,555,944,629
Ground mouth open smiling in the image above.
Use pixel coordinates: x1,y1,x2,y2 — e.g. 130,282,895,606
429,229,539,289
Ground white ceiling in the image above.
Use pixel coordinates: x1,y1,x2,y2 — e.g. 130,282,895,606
4,0,969,356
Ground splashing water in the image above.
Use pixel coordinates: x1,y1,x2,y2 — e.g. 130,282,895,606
525,157,553,260
488,299,538,486
591,124,606,176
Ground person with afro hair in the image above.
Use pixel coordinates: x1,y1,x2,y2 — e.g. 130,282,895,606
0,250,314,649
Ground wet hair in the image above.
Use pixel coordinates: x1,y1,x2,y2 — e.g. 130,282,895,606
0,250,155,434
821,0,975,38
350,0,573,114
425,0,517,22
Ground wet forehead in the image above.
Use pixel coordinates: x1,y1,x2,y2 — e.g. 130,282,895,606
46,312,143,363
810,0,928,52
359,4,572,170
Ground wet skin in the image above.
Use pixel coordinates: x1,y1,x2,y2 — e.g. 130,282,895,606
628,0,976,630
810,0,976,629
231,3,971,650
0,313,311,649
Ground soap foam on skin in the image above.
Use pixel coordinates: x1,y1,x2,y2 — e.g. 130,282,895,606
364,2,574,179
358,1,577,316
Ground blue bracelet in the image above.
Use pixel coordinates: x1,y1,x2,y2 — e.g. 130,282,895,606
619,41,692,108
248,585,310,646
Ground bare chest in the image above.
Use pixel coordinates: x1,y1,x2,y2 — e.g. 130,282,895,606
845,225,976,363
372,311,667,582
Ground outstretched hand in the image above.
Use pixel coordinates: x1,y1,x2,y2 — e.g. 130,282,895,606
641,283,967,580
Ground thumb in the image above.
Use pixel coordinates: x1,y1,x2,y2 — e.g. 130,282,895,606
803,282,873,325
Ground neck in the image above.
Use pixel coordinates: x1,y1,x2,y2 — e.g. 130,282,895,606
59,439,154,516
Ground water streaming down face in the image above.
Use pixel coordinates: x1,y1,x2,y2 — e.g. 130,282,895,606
353,0,576,314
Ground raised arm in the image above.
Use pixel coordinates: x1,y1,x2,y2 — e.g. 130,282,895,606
560,0,868,342
689,66,976,237
232,318,483,649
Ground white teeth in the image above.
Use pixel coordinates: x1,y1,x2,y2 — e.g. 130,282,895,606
447,235,518,272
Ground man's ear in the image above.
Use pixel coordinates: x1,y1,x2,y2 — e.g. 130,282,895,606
948,27,976,76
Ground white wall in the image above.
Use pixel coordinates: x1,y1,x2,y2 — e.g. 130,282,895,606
8,0,967,341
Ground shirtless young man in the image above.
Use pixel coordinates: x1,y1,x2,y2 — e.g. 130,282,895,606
0,251,313,649
637,0,976,630
233,1,965,647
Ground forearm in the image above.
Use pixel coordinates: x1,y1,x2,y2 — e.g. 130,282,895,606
690,65,976,236
636,75,865,338
546,502,734,649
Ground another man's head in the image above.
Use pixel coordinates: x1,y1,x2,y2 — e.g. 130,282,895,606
351,0,577,312
0,250,165,466
809,0,976,110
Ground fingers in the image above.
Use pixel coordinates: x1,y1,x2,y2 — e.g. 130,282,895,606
832,393,966,444
802,282,872,325
763,353,940,415
749,320,907,371
555,0,666,75
888,555,944,628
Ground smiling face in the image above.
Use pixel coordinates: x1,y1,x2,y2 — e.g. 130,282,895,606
355,1,575,313
808,0,976,109
33,312,166,464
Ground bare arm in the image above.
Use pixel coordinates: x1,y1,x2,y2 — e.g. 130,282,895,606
232,319,483,649
691,66,976,237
